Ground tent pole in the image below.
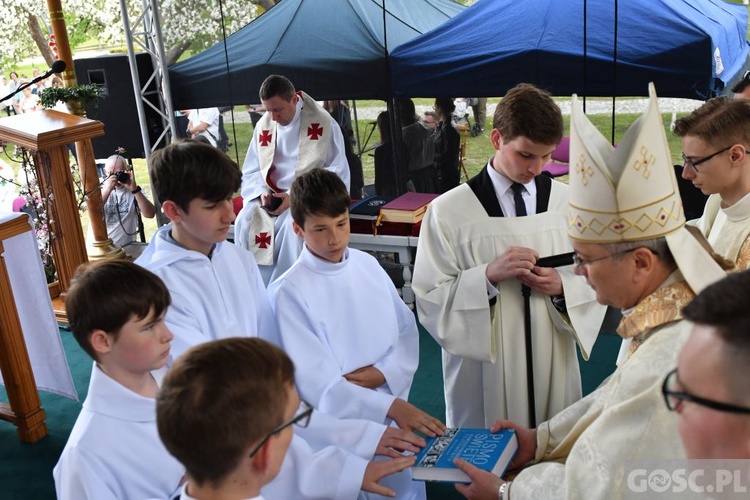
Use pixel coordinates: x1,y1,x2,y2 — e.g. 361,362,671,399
611,0,619,145
352,100,363,156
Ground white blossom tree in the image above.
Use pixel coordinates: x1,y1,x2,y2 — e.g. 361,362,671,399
0,0,276,71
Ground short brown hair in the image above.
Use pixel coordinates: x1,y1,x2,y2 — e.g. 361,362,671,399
683,270,750,403
493,83,563,146
673,96,750,148
259,74,296,102
290,169,350,228
156,337,295,487
65,261,171,361
148,139,240,212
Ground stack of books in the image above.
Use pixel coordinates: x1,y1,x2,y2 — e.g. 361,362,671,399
349,192,439,236
349,195,393,235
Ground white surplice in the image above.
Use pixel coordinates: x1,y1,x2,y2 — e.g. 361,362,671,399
136,226,385,500
413,169,605,428
53,365,184,500
269,246,425,500
689,192,750,269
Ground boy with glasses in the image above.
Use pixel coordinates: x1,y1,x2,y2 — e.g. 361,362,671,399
157,337,308,500
674,96,750,269
663,270,750,459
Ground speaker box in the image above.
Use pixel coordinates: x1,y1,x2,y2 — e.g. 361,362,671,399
74,53,166,159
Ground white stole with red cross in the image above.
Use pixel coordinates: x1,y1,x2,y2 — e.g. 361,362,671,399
249,91,331,265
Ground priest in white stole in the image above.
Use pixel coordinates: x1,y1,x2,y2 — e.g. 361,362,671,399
673,96,750,270
413,83,606,429
235,75,349,285
452,84,729,500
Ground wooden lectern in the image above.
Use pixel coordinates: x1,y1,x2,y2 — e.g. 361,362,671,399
0,110,105,318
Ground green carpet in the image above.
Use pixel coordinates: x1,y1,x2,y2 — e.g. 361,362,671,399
0,321,619,500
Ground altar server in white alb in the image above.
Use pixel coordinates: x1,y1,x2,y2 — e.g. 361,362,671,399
136,140,419,499
54,261,184,500
452,83,729,500
413,83,606,429
673,96,750,270
269,169,447,500
235,74,349,285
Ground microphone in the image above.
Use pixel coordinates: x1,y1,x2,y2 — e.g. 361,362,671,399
0,61,67,103
43,60,66,79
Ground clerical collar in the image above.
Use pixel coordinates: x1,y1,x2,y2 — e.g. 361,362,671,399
486,159,537,201
279,94,305,131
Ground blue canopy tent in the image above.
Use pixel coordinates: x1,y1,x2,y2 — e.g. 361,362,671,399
168,0,465,108
390,0,750,100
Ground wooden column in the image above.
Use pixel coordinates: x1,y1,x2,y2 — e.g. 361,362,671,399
0,216,47,443
0,110,106,317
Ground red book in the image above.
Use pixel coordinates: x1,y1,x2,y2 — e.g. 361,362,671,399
379,192,439,224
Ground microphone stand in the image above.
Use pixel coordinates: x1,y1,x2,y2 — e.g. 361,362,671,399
521,251,575,428
0,67,62,104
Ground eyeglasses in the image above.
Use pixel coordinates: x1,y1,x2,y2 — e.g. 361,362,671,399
662,368,750,415
248,399,314,457
681,146,733,173
572,247,640,268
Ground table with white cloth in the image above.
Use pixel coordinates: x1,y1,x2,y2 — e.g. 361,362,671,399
348,233,418,309
0,212,77,443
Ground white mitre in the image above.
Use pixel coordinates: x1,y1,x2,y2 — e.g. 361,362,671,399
568,82,683,242
568,82,725,293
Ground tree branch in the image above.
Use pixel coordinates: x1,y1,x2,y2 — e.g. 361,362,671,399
27,13,55,67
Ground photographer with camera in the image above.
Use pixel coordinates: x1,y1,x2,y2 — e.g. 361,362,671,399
97,154,156,248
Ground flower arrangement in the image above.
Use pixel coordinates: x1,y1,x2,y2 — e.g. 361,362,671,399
17,149,57,283
38,84,106,115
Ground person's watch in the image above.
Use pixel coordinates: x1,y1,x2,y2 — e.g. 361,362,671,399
131,186,142,195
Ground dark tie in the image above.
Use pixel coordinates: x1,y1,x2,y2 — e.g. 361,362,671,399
511,183,527,216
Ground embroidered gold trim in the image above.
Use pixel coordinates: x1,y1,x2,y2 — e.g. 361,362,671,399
735,236,750,270
617,281,695,357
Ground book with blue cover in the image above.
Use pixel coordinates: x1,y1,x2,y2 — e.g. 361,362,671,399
412,428,518,483
349,195,394,220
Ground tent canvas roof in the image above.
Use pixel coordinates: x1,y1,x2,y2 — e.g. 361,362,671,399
390,0,750,99
169,0,465,108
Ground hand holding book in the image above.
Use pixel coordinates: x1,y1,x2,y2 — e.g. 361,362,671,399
489,419,537,471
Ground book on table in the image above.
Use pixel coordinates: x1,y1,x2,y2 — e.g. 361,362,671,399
412,428,518,483
349,195,394,220
379,192,439,224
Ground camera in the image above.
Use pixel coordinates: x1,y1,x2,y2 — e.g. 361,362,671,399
115,171,130,184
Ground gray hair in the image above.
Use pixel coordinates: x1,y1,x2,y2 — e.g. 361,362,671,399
603,237,675,267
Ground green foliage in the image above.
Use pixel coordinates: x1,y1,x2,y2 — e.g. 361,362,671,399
38,84,107,109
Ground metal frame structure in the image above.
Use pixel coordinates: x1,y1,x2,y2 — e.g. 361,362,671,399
119,0,177,156
119,0,176,224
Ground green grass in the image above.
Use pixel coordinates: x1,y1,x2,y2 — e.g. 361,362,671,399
3,107,691,246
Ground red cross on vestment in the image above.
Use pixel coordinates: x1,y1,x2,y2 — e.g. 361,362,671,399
307,123,323,140
255,232,272,249
259,130,273,146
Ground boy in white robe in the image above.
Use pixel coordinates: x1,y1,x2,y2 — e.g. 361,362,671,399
269,169,447,500
413,84,605,429
135,139,420,499
157,337,302,500
674,96,750,270
53,260,184,500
